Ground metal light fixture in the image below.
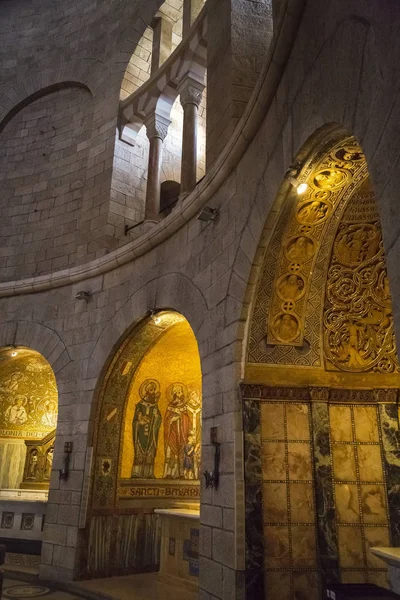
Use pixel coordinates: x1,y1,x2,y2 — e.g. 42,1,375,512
197,206,219,222
6,345,18,357
59,441,73,481
285,162,309,195
75,290,92,302
150,310,162,325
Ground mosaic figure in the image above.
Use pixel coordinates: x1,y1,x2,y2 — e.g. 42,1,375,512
27,449,39,479
41,400,57,428
186,386,202,479
183,433,198,480
164,383,191,479
44,447,53,479
5,395,28,425
131,379,162,479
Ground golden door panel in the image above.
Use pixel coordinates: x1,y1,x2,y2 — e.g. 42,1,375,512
286,404,310,441
289,483,314,523
329,406,352,442
261,401,319,600
261,403,285,439
332,445,357,481
357,446,383,482
334,484,360,523
329,403,389,585
263,482,288,523
262,442,286,480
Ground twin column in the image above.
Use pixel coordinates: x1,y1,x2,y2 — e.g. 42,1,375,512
144,80,204,222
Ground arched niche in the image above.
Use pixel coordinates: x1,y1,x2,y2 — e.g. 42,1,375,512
85,311,202,578
0,346,58,490
242,128,400,599
91,310,202,510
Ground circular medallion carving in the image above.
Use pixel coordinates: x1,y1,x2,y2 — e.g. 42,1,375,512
313,168,349,190
334,146,364,164
285,235,315,263
297,199,330,225
276,274,305,301
272,314,300,343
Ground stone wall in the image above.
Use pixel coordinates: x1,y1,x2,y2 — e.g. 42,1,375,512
206,0,274,169
0,0,168,270
1,1,400,599
0,85,93,281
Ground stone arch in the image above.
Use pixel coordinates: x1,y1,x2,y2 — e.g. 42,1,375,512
88,272,208,396
0,320,70,375
0,60,104,125
82,274,206,578
0,81,93,133
0,80,96,281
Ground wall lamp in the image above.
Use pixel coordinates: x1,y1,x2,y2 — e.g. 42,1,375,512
59,441,73,481
6,345,18,357
75,290,92,302
197,206,219,222
285,162,309,195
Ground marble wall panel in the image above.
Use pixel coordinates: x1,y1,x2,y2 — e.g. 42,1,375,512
311,402,339,589
243,399,264,599
379,403,400,546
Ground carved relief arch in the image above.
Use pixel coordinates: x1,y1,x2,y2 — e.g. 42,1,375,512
247,129,399,375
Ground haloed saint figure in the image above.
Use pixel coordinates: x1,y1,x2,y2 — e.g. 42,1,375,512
131,379,162,479
164,383,191,479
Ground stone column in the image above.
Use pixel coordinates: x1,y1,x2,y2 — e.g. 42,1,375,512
183,0,205,36
144,114,171,222
151,14,173,75
179,81,204,196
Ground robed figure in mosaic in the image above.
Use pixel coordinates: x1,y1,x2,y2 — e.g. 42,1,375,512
131,379,162,479
163,383,191,479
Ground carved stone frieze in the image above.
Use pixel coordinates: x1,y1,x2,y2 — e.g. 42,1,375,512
324,190,398,374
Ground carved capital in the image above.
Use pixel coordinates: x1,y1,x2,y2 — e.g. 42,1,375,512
179,82,204,108
145,114,171,141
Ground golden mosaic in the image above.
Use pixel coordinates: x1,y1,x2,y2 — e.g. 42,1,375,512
0,347,57,439
91,312,202,510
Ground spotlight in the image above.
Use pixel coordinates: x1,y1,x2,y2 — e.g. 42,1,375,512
296,182,309,195
150,310,162,325
11,351,17,357
285,163,308,195
197,206,219,222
